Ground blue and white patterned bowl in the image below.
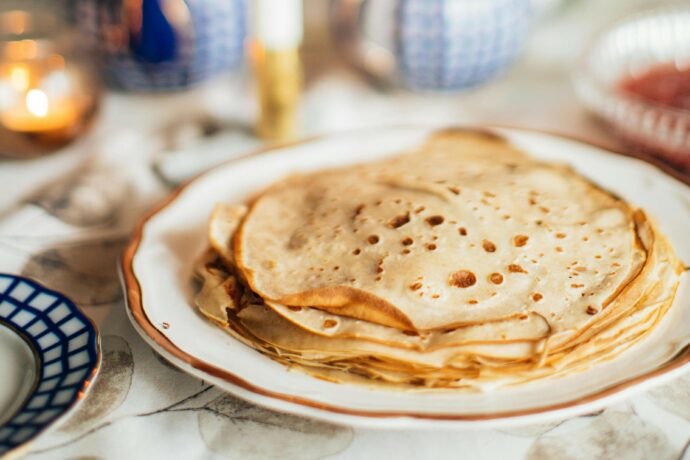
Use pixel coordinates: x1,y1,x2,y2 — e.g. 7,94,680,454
397,0,533,90
0,274,100,458
332,0,533,91
72,0,247,91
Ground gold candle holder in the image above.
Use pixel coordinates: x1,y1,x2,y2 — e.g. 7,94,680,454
0,8,100,158
251,0,303,142
252,42,302,142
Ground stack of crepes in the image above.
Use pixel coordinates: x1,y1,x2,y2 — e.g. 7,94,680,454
193,129,684,389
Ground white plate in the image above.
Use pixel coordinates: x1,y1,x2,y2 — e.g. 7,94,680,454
121,126,690,429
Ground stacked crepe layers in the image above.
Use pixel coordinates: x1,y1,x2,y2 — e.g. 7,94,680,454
193,130,683,390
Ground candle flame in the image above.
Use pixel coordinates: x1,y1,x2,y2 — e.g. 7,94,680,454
26,89,48,118
9,65,30,91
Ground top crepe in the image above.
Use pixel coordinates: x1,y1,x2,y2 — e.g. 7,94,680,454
234,130,646,332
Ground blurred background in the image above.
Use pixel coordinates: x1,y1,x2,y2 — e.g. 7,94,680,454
1,0,687,194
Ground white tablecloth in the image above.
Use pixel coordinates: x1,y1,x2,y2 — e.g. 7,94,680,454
3,0,690,458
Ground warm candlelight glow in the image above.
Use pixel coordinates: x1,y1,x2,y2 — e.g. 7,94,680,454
2,87,81,132
42,69,71,96
1,11,30,35
1,58,90,133
0,8,100,157
26,89,48,117
9,65,30,91
6,39,38,61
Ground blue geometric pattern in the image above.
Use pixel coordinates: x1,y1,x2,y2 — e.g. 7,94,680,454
0,274,100,457
396,0,532,90
71,0,246,91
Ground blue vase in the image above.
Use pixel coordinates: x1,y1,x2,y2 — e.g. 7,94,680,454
72,0,247,91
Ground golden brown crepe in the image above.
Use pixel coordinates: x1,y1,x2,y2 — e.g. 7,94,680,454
192,129,684,390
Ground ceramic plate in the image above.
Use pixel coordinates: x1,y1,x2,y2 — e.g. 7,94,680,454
0,274,100,457
122,126,690,429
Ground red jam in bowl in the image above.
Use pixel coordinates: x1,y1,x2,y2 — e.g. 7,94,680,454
619,64,690,110
614,63,690,169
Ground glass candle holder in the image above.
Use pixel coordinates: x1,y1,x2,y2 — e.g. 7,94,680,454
0,7,101,158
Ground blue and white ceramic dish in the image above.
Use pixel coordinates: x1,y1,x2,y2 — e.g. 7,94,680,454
0,274,100,458
331,0,533,91
397,0,533,90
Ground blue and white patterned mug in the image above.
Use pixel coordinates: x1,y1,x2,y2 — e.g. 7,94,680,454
332,0,533,91
72,0,246,91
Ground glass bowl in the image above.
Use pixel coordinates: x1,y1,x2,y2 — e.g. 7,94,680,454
574,6,690,169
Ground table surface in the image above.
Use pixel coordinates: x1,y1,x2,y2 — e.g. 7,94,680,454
4,0,690,458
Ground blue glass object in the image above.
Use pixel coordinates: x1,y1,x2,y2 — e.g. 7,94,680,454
131,0,178,64
73,0,247,91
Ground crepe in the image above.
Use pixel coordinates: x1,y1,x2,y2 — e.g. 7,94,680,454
192,129,684,390
235,133,645,332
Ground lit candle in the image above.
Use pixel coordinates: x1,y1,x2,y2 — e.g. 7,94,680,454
2,88,80,132
252,0,303,141
0,8,100,158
